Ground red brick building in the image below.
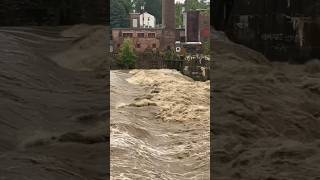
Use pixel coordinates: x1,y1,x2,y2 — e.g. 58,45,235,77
111,28,162,53
110,0,210,54
111,0,177,53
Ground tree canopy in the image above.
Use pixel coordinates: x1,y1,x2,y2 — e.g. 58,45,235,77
110,0,131,28
185,0,209,11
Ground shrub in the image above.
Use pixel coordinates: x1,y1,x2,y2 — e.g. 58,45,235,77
117,38,137,69
164,49,178,61
203,40,210,55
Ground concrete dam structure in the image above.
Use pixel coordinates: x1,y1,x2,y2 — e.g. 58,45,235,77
213,0,320,63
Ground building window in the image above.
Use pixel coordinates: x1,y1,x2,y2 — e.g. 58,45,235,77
152,44,156,48
148,33,155,38
138,33,144,38
136,43,141,48
123,33,133,38
132,19,138,28
110,45,113,52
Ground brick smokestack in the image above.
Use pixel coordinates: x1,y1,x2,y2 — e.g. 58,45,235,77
161,0,176,50
162,0,176,30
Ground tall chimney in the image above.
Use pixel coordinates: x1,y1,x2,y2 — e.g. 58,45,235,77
162,0,176,30
161,0,176,50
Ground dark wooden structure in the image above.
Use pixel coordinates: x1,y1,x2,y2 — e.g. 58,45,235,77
212,0,320,62
186,11,200,42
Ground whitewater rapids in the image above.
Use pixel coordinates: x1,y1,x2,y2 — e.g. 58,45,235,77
110,69,210,180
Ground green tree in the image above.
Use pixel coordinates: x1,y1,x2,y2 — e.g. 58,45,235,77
203,40,210,55
164,48,178,61
185,0,208,11
118,39,137,69
175,3,184,28
110,0,131,28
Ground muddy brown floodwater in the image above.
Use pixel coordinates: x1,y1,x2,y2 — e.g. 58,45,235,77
212,29,320,180
110,69,210,180
0,25,108,180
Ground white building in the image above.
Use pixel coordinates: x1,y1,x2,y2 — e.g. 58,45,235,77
139,12,156,28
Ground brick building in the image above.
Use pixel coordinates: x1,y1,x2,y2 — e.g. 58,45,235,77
111,0,210,54
111,0,176,53
112,28,162,53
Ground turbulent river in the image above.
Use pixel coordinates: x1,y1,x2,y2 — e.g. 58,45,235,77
110,70,210,180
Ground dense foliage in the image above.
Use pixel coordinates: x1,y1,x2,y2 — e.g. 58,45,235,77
110,0,131,28
203,40,210,55
175,3,184,28
185,0,209,11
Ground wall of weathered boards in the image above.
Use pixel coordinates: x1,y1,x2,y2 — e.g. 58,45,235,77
0,0,107,26
213,0,320,62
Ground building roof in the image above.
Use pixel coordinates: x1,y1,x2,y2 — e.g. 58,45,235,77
140,12,154,17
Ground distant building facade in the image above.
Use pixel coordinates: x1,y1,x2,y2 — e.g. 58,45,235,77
112,28,162,53
140,12,156,28
183,10,210,43
111,0,210,54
